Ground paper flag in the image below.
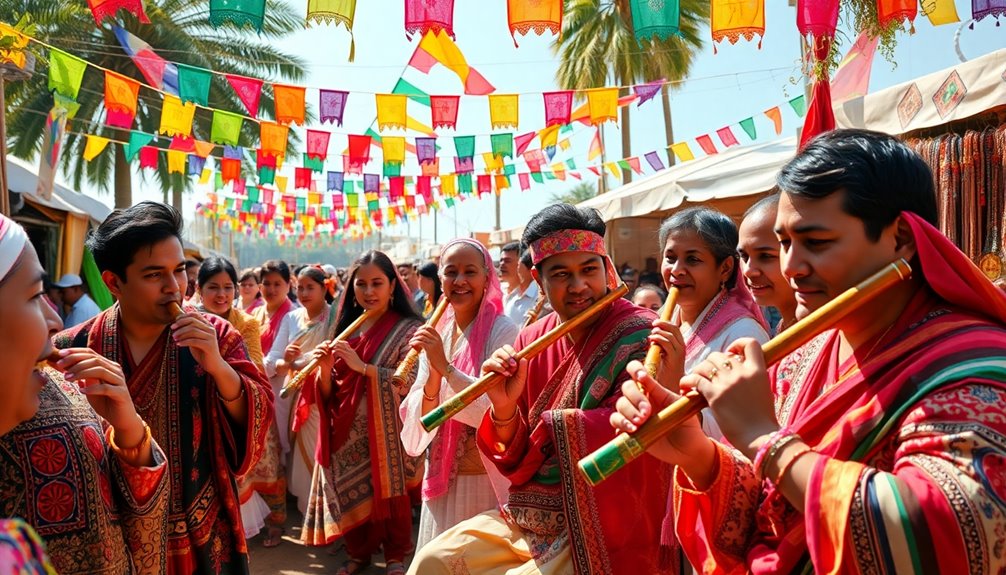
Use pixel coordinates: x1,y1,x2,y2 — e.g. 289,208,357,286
226,74,263,117
586,88,618,125
48,49,87,100
104,71,140,128
604,162,620,178
644,150,665,171
514,132,536,156
506,0,562,46
327,171,344,191
489,94,519,129
491,133,513,159
739,117,757,140
159,95,196,137
630,0,681,42
123,131,154,162
177,64,211,106
477,174,491,196
189,156,207,176
711,0,765,47
716,126,740,147
633,80,663,106
209,0,265,31
274,84,306,125
83,135,110,161
193,140,215,158
588,128,602,161
306,130,331,161
383,136,406,165
139,146,159,170
167,150,186,174
518,173,530,191
788,95,807,117
628,157,642,174
543,91,572,127
671,142,695,162
319,89,349,125
409,29,495,95
376,93,408,131
416,137,437,165
221,158,241,183
764,106,783,135
696,134,718,155
430,95,460,129
211,110,243,145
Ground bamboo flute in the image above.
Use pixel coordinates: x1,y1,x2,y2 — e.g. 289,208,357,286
578,259,912,486
642,287,679,377
392,296,451,387
420,283,630,432
522,294,548,329
279,310,374,399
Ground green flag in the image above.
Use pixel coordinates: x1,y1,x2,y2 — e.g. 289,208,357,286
788,95,807,118
178,64,212,106
392,78,431,107
739,117,757,141
211,110,243,145
123,131,154,162
48,48,87,100
491,133,513,159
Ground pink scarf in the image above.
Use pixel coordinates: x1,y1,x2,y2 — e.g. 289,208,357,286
422,238,505,501
683,265,767,364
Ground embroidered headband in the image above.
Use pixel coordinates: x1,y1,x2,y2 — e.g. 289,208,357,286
0,214,28,283
528,229,608,266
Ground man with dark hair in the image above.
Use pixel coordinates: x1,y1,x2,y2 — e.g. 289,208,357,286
614,129,1006,573
397,261,423,309
497,241,521,296
184,259,200,303
502,247,543,326
54,201,274,575
411,204,670,574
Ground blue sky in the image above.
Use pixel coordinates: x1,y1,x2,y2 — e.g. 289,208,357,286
115,0,1004,247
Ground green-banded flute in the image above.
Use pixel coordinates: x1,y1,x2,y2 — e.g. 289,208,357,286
420,283,630,432
578,259,912,486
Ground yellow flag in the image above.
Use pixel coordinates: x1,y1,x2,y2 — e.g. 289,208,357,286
926,0,959,25
199,168,212,184
83,135,110,162
488,94,519,129
671,142,695,162
159,95,196,137
586,88,618,126
167,150,186,174
604,162,620,178
375,94,408,131
276,175,289,194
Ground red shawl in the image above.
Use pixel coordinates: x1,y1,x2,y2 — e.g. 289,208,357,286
259,298,293,354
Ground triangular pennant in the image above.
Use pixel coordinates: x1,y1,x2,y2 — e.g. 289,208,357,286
226,74,263,117
48,48,87,100
83,135,110,162
788,95,807,117
764,106,783,135
739,117,757,140
123,131,155,162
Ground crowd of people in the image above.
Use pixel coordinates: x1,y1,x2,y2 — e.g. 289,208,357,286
2,128,1005,574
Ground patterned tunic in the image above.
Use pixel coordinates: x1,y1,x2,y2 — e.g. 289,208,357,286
54,305,274,575
0,370,169,574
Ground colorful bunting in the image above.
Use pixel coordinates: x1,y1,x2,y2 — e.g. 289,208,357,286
226,74,263,117
644,150,665,171
306,130,331,161
209,0,265,31
711,0,765,48
764,106,783,135
630,0,680,42
543,91,572,127
104,71,140,128
585,88,618,125
274,84,306,125
489,94,519,129
514,132,536,156
973,0,1006,23
633,80,663,106
795,0,839,37
210,111,243,145
739,117,757,140
124,131,154,162
347,134,372,171
490,133,513,159
416,137,437,165
588,128,603,161
376,94,408,131
671,142,694,162
405,0,455,38
221,158,241,183
788,95,807,117
159,95,196,137
408,30,495,95
506,0,562,46
139,146,159,170
87,0,150,25
383,136,406,166
314,89,347,126
112,26,179,95
306,0,357,60
430,95,460,129
716,126,740,147
176,64,212,106
167,150,186,174
696,134,718,155
877,0,917,27
84,135,110,161
48,49,87,100
925,0,959,24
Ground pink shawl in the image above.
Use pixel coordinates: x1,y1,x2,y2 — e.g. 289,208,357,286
683,265,768,364
422,238,505,501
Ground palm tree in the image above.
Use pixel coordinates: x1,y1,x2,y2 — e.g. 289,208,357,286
554,0,708,185
548,181,597,205
1,0,307,209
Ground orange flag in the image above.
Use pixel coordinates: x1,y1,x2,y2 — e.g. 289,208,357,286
274,84,306,125
764,106,783,135
585,88,618,125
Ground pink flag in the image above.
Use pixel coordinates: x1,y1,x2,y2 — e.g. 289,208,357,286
830,31,879,103
716,126,740,147
518,173,530,191
542,91,573,127
226,74,263,118
696,135,718,155
514,132,537,156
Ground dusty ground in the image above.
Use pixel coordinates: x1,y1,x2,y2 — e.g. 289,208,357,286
247,501,418,574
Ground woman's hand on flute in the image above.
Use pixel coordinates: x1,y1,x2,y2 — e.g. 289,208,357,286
612,359,712,470
685,339,779,461
647,319,686,388
481,345,528,423
408,325,450,375
331,340,366,375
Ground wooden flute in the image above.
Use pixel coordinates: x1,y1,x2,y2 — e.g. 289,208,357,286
578,259,912,486
522,294,548,329
420,283,630,432
392,296,451,387
279,310,374,399
643,287,679,377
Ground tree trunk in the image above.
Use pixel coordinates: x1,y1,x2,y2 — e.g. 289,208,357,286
172,175,182,212
114,144,132,209
620,99,631,185
662,84,675,167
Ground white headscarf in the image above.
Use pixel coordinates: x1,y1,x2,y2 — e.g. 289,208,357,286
0,213,28,282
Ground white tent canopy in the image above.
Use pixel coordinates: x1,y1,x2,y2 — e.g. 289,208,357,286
6,154,111,224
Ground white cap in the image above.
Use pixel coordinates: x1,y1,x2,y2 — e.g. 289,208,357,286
53,273,83,288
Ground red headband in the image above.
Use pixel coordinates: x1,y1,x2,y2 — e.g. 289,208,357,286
528,229,619,288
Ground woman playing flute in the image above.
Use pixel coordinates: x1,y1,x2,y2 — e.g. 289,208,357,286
299,251,423,575
399,239,519,549
612,130,1006,574
411,205,669,575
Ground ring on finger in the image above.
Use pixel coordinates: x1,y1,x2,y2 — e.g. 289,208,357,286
709,366,719,378
721,360,733,370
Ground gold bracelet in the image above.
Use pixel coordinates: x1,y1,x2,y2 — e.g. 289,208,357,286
109,421,151,465
422,387,439,401
770,446,815,486
490,407,520,428
216,384,245,403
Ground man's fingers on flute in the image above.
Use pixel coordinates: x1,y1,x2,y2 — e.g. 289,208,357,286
610,408,638,434
617,384,650,422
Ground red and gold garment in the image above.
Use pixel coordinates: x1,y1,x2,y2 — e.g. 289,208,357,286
476,297,670,574
674,214,1006,574
0,370,169,574
54,305,274,575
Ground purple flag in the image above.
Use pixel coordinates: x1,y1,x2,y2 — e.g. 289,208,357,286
319,89,348,126
644,151,665,172
416,137,437,165
188,155,206,175
973,0,1006,21
364,173,380,193
454,156,474,173
327,171,344,192
223,145,243,159
634,80,663,107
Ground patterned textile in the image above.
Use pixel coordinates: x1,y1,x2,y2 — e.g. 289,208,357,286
0,370,169,575
0,519,56,574
223,306,265,371
528,228,619,288
300,313,423,545
473,298,670,573
53,305,274,575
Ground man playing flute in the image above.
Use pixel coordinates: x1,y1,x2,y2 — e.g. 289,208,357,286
411,204,671,574
613,129,1006,574
53,202,275,575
